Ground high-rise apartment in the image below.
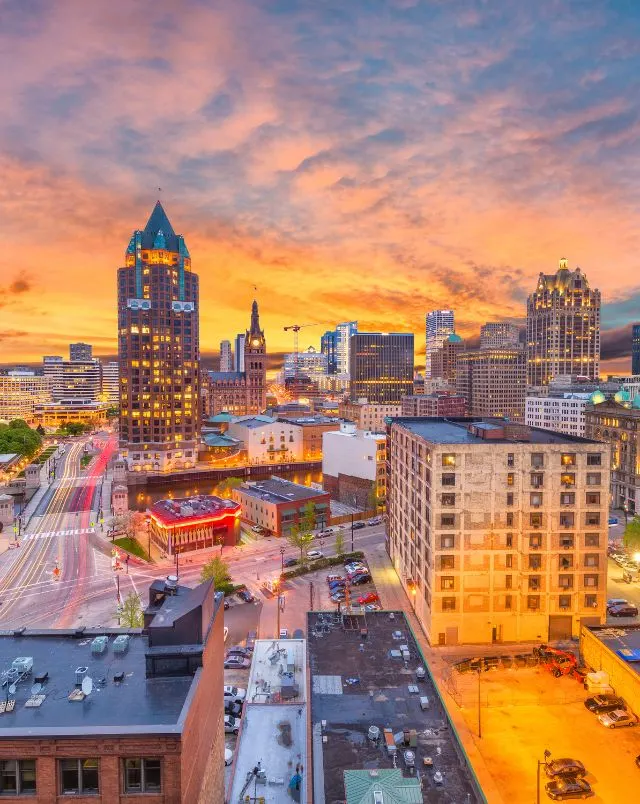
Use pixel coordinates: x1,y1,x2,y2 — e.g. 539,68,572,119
526,259,601,386
349,333,414,403
456,349,526,421
387,417,608,644
480,322,521,350
234,334,246,372
425,310,454,380
321,322,357,376
118,201,199,473
283,346,328,380
430,333,464,383
219,340,233,372
69,342,93,361
632,324,640,376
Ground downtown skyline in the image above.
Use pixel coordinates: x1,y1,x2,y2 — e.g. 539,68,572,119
1,2,640,371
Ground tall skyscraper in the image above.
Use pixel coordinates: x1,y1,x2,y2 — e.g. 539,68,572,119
220,340,233,372
69,342,93,361
350,332,414,403
526,259,601,386
425,310,454,379
234,334,246,372
118,201,199,472
321,330,337,374
480,323,521,350
431,333,464,383
456,348,526,421
632,324,640,376
321,322,357,376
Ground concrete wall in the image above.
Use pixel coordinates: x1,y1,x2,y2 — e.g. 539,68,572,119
580,626,640,717
322,429,382,482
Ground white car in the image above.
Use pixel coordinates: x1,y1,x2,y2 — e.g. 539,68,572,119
223,685,247,703
307,550,324,560
224,715,240,734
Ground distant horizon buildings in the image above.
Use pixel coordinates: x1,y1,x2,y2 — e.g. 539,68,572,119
219,339,232,372
526,259,601,386
234,333,246,372
425,310,454,380
321,321,357,376
632,323,640,376
118,201,200,473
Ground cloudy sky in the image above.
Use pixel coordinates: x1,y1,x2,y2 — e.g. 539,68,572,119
1,0,639,372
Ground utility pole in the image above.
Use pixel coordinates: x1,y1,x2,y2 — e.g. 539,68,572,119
477,667,482,738
309,581,314,611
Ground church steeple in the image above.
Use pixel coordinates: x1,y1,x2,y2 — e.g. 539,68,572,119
250,300,261,337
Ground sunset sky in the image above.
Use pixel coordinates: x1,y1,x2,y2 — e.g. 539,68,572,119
1,0,639,373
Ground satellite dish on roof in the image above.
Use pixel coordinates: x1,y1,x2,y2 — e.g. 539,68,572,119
30,683,42,696
8,684,16,695
82,676,93,696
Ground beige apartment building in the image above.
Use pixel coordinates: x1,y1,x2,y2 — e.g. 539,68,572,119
388,417,608,645
456,348,526,421
339,399,401,432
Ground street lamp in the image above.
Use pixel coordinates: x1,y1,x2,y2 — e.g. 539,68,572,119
536,750,551,804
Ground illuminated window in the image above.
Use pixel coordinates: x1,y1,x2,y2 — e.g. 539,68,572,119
442,454,456,467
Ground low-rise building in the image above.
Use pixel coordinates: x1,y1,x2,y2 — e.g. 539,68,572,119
0,578,225,803
33,402,109,429
525,391,592,437
581,624,640,720
388,417,609,645
283,415,340,461
232,477,331,536
322,422,386,508
148,494,241,554
401,391,467,418
226,415,303,464
0,371,52,423
338,399,401,432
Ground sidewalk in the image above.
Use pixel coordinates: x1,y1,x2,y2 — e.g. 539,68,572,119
365,541,504,804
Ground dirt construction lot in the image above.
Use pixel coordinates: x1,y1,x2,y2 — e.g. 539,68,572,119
446,665,640,802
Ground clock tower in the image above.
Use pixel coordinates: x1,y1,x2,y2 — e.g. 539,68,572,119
244,300,267,413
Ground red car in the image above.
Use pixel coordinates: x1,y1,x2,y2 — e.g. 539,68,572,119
358,593,379,605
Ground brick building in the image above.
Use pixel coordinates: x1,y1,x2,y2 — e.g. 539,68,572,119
338,400,401,433
0,579,225,803
148,494,241,554
232,477,331,536
401,391,467,418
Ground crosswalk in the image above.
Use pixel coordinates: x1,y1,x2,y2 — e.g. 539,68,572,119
23,528,96,541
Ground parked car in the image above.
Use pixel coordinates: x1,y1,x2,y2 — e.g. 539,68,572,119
352,521,366,530
223,685,246,703
319,529,333,537
350,573,372,585
327,573,344,583
225,748,234,767
238,590,255,603
367,516,382,526
246,631,257,651
345,562,367,573
283,557,298,568
584,695,626,714
358,593,379,605
598,709,637,728
224,700,242,717
328,581,346,591
544,758,586,779
224,715,240,734
223,655,251,669
331,592,346,602
544,778,593,800
251,525,264,534
223,599,230,610
607,598,629,609
226,645,252,657
608,516,619,525
307,550,324,560
608,604,639,617
365,603,381,611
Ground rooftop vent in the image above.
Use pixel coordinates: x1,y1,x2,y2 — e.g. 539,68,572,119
34,672,48,684
373,792,384,804
11,657,33,674
165,575,178,592
75,666,88,687
113,671,125,684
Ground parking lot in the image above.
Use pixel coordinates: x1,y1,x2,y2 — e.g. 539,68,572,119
444,658,640,802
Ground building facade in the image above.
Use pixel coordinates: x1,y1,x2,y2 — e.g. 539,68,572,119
633,324,640,376
456,349,526,421
234,334,246,372
285,416,340,461
349,333,414,404
323,423,387,508
526,259,601,386
480,322,521,350
401,391,468,418
338,400,402,432
148,495,241,553
69,342,93,361
232,477,331,536
525,392,592,437
321,322,357,376
283,346,328,381
118,201,200,473
226,415,303,464
430,333,464,383
0,371,52,423
584,397,640,513
388,418,609,644
204,302,267,417
219,340,233,372
99,361,119,405
425,310,454,379
34,402,109,429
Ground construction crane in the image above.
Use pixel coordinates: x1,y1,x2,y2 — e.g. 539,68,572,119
283,323,319,382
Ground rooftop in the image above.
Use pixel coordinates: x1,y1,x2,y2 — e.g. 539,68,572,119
230,415,277,429
279,416,340,426
393,417,601,445
307,610,483,803
0,631,193,737
246,639,306,705
237,478,327,505
588,624,640,675
344,769,422,804
207,371,244,381
149,494,240,526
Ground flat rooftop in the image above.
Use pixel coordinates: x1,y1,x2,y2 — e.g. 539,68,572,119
0,631,194,737
150,494,240,525
393,417,600,445
307,611,481,803
246,639,306,704
238,478,327,505
588,624,640,675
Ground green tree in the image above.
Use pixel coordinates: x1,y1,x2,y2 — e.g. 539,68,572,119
216,476,244,498
118,592,144,627
287,502,317,564
623,517,640,551
0,419,42,459
36,424,45,436
200,556,234,594
334,529,345,556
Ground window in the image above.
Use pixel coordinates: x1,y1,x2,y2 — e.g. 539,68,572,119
586,492,600,505
560,473,575,486
506,533,513,547
559,595,571,609
123,758,162,794
530,492,542,507
505,554,513,568
507,452,515,468
560,492,575,506
559,534,574,549
440,555,454,570
531,453,544,468
505,575,512,589
585,513,600,526
507,473,515,486
441,577,455,591
441,473,456,486
507,492,514,506
530,513,542,527
529,555,541,570
584,554,599,568
441,493,455,506
558,574,573,589
60,759,99,795
506,512,514,527
442,454,456,467
440,535,454,549
585,533,600,547
585,594,598,608
586,473,601,486
0,760,36,795
527,595,540,610
559,513,574,528
559,554,573,569
442,597,456,611
530,472,544,488
584,575,599,588
440,514,455,527
505,594,512,609
528,576,540,590
587,453,602,466
561,453,576,466
529,534,541,549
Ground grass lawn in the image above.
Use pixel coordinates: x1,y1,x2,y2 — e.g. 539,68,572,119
113,536,150,561
80,453,93,468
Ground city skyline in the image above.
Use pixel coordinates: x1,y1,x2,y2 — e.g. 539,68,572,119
1,3,640,370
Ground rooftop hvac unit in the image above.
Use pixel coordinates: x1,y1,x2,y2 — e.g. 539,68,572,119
11,657,33,674
113,635,130,655
75,667,88,687
91,636,108,656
